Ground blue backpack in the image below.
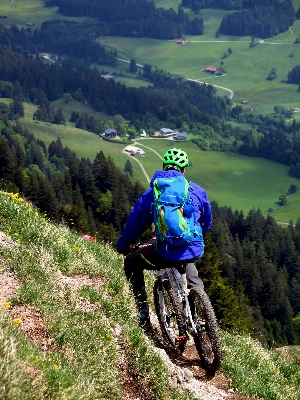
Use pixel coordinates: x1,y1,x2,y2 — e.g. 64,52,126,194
152,176,203,248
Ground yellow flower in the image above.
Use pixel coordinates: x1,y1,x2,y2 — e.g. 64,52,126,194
73,246,81,252
35,357,40,363
53,364,60,371
108,335,114,340
0,301,11,309
13,318,23,327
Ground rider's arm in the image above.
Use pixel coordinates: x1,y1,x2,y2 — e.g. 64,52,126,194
116,188,153,254
189,183,212,233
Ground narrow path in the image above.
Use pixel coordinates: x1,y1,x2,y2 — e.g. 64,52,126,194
122,146,151,183
133,140,162,159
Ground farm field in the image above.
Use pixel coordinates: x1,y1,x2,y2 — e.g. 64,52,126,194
9,95,299,223
2,0,300,112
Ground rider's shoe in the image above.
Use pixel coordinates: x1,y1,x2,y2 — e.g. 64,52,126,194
138,304,151,329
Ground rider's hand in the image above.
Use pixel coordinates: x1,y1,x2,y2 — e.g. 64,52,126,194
117,247,130,256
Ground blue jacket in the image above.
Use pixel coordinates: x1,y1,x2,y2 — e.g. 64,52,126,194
116,169,212,261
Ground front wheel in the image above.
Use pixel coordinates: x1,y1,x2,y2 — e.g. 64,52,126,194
189,287,222,374
153,279,187,353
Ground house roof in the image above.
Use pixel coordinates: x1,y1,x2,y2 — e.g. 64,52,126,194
203,67,217,72
104,128,117,134
160,128,174,133
125,145,145,154
176,131,187,137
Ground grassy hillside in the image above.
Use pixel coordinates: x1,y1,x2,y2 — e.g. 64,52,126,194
1,190,300,400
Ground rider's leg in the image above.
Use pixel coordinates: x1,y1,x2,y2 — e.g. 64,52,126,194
124,245,159,323
185,263,204,289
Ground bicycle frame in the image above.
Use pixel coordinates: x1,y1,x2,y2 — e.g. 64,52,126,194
157,267,198,334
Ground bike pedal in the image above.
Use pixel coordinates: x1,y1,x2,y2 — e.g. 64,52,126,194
175,335,188,346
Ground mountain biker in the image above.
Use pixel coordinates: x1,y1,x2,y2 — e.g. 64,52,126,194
116,148,212,326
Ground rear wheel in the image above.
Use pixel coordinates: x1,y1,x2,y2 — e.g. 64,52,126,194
189,287,222,373
153,279,187,353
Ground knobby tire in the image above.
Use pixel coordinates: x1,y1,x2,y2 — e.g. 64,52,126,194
153,279,186,353
189,287,222,374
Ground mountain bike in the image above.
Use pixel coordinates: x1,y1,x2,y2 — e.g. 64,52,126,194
132,243,222,374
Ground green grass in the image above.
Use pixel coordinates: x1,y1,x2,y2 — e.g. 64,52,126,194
1,190,300,400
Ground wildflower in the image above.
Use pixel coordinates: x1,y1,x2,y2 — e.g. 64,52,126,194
53,364,60,371
35,357,40,363
73,246,81,252
13,318,23,327
1,301,11,309
108,335,114,340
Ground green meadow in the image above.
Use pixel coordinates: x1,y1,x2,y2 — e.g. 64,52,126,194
0,1,299,221
2,96,299,222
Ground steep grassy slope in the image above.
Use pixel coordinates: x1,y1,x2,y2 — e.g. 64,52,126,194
1,191,300,399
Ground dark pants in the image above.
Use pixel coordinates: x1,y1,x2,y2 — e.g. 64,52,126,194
124,244,204,311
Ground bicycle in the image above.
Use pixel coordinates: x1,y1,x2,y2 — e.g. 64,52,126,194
131,243,222,374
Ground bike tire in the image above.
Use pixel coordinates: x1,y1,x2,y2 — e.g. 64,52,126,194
189,286,222,374
153,279,187,353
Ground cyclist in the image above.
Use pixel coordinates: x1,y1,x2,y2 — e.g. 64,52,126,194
116,148,212,327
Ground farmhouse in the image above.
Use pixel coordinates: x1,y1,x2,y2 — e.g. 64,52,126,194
203,67,218,74
160,128,174,136
248,106,254,112
125,145,145,156
104,128,117,138
241,100,248,104
176,40,185,45
0,14,7,18
175,131,187,140
27,22,34,27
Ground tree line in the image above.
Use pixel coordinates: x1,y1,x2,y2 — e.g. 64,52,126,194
44,0,203,39
218,0,295,38
0,21,116,67
0,116,144,241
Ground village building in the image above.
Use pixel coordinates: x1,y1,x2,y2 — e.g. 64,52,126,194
125,145,145,156
0,14,7,18
27,22,34,27
241,100,248,104
176,40,185,45
160,128,175,137
104,128,117,138
203,67,218,74
175,131,187,140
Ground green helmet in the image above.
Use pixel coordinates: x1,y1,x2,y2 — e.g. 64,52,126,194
162,148,189,169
